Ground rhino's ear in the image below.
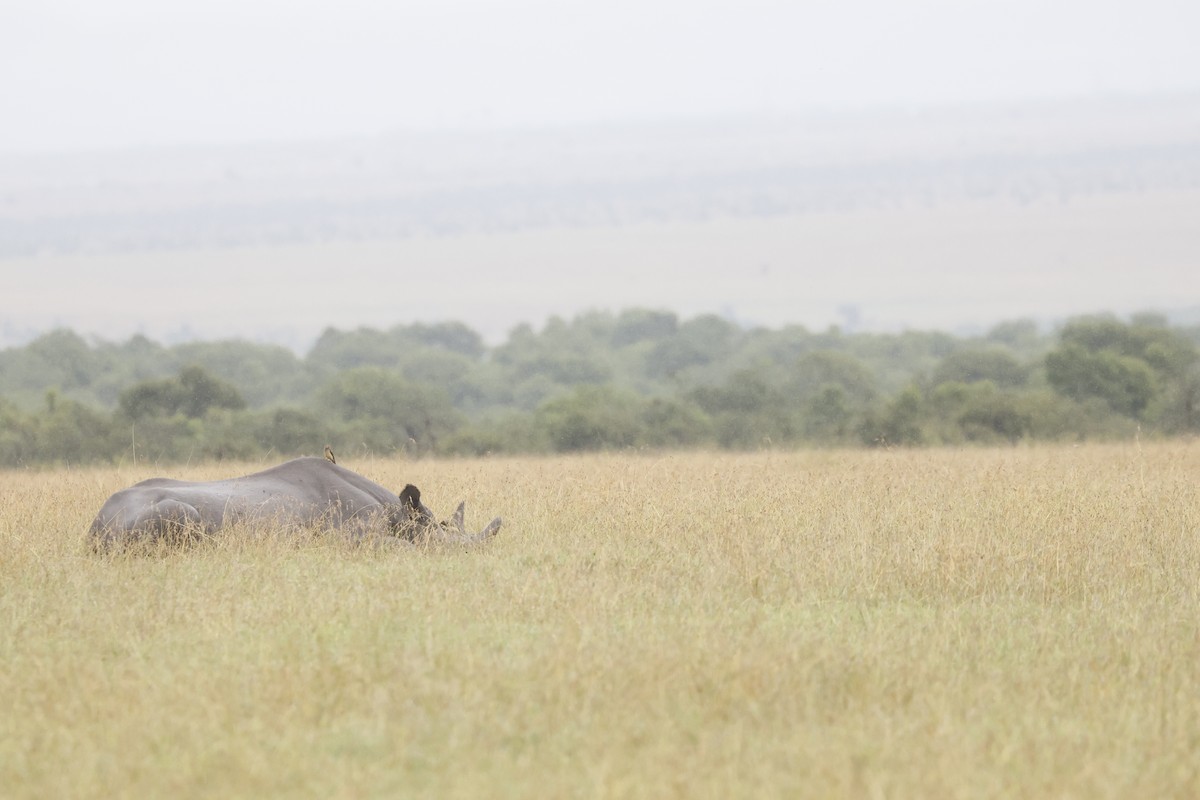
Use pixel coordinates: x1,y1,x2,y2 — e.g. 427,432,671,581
399,484,421,509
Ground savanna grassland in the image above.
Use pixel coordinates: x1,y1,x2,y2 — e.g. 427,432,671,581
2,443,1199,798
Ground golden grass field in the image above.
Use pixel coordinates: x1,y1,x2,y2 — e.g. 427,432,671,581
2,443,1199,798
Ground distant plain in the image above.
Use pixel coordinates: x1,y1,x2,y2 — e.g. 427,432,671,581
9,188,1200,348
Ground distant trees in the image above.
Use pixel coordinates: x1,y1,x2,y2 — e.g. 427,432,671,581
932,348,1028,388
690,368,797,448
315,366,463,455
1044,315,1198,427
536,386,644,451
171,340,306,407
1046,345,1156,417
119,366,246,420
37,391,115,462
0,309,1196,465
0,398,32,464
532,387,712,452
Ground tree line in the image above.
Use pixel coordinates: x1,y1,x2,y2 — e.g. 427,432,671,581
1,309,1197,466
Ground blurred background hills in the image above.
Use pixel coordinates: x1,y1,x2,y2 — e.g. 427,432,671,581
3,93,1199,350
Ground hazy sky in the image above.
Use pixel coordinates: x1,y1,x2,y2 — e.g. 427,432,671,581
4,0,1200,153
3,0,1199,349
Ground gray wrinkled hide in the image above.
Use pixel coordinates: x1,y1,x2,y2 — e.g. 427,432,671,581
88,456,501,549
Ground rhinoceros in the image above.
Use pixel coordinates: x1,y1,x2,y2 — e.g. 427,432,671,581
87,456,501,550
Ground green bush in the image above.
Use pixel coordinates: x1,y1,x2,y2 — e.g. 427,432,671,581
536,387,644,452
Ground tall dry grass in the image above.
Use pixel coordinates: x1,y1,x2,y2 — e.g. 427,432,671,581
2,443,1198,798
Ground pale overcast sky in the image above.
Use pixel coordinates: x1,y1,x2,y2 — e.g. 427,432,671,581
3,0,1200,153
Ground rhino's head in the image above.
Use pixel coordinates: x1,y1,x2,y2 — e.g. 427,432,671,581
396,483,502,544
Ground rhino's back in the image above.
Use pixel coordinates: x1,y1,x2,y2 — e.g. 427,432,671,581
89,457,399,539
